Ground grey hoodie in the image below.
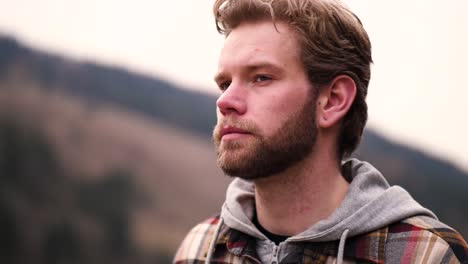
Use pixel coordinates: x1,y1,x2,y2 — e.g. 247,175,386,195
207,158,437,263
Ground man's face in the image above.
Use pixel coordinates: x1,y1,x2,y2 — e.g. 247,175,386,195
213,21,317,180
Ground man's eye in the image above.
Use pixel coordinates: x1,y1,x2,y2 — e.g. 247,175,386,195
218,81,231,91
254,75,272,83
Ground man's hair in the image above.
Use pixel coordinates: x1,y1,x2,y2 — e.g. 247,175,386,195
213,0,372,159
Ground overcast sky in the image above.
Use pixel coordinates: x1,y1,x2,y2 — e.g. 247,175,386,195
1,0,467,170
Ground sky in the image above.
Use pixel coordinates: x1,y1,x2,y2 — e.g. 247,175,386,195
0,0,467,171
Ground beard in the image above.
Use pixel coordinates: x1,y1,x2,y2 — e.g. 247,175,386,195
212,91,317,180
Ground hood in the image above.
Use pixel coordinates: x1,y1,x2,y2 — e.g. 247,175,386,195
220,158,437,242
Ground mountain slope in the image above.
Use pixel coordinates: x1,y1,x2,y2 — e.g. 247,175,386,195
0,35,217,137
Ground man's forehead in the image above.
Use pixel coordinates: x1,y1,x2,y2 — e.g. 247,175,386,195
217,45,285,69
216,22,300,75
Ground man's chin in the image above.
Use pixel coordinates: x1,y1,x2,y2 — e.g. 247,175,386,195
217,150,245,166
218,165,254,179
219,164,271,180
217,151,251,176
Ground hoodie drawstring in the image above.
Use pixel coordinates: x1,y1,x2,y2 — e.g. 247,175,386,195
205,217,224,264
337,229,349,264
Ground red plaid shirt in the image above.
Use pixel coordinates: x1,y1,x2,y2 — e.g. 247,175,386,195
175,215,467,263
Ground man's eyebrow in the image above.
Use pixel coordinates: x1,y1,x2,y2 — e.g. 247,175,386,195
245,62,284,73
214,61,284,83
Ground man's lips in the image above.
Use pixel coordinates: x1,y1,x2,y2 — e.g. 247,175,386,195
220,126,251,139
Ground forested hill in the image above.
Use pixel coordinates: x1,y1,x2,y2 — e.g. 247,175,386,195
0,35,217,137
0,35,467,263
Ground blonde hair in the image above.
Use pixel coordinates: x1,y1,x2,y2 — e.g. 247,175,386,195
213,0,372,159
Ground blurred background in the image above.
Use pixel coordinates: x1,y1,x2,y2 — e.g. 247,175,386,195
0,0,467,263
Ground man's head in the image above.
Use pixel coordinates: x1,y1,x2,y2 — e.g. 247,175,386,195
212,0,372,179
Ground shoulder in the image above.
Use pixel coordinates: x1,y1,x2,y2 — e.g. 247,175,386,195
173,216,222,264
385,215,468,263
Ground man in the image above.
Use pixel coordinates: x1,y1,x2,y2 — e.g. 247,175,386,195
174,0,468,263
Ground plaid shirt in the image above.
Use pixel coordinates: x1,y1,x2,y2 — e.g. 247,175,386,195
174,215,468,263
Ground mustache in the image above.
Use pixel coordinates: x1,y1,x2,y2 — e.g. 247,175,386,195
213,118,260,139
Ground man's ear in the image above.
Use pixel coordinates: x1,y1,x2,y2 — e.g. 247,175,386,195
317,75,357,129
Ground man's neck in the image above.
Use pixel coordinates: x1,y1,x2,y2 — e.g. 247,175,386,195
253,149,349,236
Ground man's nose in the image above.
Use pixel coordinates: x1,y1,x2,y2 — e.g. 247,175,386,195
216,83,247,116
